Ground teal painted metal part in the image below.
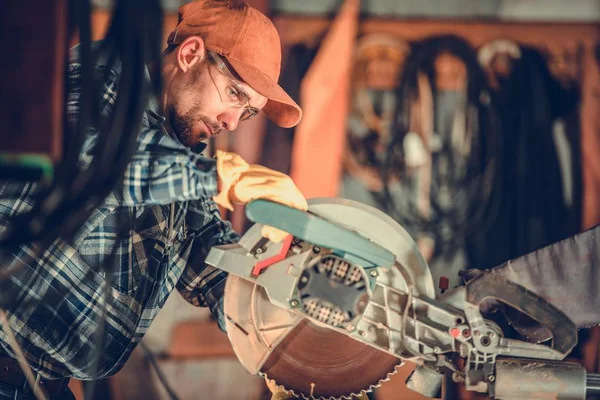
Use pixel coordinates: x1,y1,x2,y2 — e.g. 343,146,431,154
245,199,396,268
0,153,53,183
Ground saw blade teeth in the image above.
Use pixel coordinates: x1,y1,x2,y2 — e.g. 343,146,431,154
260,363,403,400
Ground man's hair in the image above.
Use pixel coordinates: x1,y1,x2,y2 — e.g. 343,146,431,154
162,44,216,66
163,45,178,56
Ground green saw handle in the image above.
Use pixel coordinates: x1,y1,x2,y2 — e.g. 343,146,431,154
245,199,396,268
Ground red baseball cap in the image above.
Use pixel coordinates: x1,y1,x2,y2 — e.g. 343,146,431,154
167,0,302,128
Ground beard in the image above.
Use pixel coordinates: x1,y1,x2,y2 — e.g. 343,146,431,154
167,65,223,148
168,104,223,148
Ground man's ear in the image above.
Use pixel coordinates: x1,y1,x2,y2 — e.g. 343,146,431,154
176,36,206,72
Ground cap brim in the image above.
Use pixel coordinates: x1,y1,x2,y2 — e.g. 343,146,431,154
226,58,302,128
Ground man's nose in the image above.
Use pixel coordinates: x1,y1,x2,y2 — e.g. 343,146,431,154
218,108,244,131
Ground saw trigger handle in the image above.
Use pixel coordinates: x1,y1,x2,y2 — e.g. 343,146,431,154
465,272,577,356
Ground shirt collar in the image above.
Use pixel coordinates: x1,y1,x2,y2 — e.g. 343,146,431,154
145,102,208,155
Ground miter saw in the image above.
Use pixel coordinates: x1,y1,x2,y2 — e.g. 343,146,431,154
206,198,600,399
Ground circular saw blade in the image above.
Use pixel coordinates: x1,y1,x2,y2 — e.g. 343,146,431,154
261,319,400,399
224,198,435,399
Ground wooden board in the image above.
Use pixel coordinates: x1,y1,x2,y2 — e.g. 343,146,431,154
276,16,600,47
166,320,236,359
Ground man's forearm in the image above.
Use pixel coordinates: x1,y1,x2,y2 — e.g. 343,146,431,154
103,146,219,206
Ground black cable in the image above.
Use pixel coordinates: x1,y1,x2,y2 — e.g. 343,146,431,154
0,0,162,264
377,35,503,257
0,1,163,398
139,342,181,400
0,0,101,314
0,0,162,292
80,0,162,396
0,0,97,282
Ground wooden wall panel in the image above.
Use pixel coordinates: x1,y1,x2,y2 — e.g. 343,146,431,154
86,8,179,45
276,17,599,83
277,17,600,47
1,0,67,161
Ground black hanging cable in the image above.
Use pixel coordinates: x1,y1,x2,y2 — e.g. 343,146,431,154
0,0,162,299
0,1,180,399
0,2,163,400
0,0,101,316
0,0,161,264
139,342,181,400
0,0,96,285
378,35,503,256
79,0,162,397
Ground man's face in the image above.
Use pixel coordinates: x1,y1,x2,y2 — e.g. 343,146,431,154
166,50,268,148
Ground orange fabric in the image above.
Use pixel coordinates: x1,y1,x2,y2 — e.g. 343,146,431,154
581,43,600,230
167,0,301,128
290,0,360,199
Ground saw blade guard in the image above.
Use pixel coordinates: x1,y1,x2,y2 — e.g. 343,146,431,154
211,198,435,398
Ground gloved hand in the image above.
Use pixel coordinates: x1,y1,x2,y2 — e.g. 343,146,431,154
213,150,308,242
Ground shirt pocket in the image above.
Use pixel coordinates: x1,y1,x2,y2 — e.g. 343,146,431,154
130,204,176,288
78,207,143,295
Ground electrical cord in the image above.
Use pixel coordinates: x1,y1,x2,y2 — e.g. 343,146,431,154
0,4,104,397
0,1,163,399
0,0,97,284
0,0,162,293
0,0,162,275
139,342,181,400
0,2,217,400
78,1,162,398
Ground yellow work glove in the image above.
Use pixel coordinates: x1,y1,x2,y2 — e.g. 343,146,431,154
213,150,308,242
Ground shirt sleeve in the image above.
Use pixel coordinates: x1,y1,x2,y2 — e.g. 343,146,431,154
102,140,219,206
176,197,240,331
66,59,219,207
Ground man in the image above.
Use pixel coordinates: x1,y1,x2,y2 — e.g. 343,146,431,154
0,1,306,398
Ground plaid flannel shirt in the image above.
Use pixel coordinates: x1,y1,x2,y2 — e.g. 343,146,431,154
0,44,239,380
